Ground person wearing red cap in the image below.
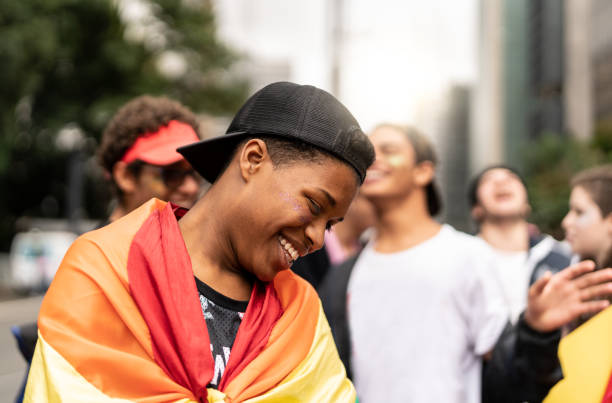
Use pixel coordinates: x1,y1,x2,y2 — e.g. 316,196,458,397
12,96,204,403
98,95,203,222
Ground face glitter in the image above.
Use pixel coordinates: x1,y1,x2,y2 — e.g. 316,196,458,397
575,209,600,228
386,155,407,168
279,191,309,224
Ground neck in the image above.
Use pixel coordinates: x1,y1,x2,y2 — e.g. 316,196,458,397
596,243,612,269
371,190,441,253
332,221,363,256
478,218,530,252
178,185,253,301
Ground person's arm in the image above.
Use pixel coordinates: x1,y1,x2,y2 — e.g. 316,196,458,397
482,315,562,403
483,261,612,403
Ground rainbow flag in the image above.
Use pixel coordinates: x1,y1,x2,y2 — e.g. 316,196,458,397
24,199,355,402
544,306,612,403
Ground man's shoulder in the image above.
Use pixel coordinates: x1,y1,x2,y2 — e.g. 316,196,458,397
439,224,494,253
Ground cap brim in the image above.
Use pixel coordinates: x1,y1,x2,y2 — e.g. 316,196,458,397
138,149,186,166
177,131,250,183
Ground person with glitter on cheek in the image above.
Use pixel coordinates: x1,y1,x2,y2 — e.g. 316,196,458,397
562,164,612,272
556,164,612,332
24,82,375,403
543,164,612,402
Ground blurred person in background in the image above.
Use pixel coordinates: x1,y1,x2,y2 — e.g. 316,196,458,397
468,166,578,402
468,165,572,324
98,95,204,223
11,95,203,403
559,164,612,332
539,164,612,402
320,123,612,403
292,192,375,288
562,164,612,272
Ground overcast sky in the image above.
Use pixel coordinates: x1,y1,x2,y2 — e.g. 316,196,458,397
213,0,478,131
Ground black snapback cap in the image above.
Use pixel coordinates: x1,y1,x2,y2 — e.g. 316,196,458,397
177,81,375,183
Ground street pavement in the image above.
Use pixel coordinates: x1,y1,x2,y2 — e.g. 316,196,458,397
0,295,43,403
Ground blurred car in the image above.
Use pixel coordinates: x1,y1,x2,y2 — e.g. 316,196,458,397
9,230,77,294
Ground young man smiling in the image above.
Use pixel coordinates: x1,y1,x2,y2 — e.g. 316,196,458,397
320,123,612,403
25,82,375,402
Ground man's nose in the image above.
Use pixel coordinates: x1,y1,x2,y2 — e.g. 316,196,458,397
305,221,326,253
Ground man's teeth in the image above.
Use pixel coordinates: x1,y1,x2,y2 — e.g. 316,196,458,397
279,236,299,261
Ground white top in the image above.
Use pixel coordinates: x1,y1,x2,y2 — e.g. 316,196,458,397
347,225,508,403
487,249,529,324
487,235,571,324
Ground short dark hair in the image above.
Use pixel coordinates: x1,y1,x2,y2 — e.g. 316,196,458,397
468,164,527,208
98,95,200,174
229,135,362,185
571,164,612,217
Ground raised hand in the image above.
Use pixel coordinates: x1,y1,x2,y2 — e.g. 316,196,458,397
524,260,612,333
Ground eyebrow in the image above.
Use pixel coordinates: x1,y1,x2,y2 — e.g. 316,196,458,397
317,188,337,207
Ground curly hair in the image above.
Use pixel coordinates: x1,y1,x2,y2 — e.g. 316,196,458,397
97,95,201,174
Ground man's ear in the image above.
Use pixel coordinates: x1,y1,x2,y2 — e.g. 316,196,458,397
112,161,137,194
239,138,268,181
414,161,435,187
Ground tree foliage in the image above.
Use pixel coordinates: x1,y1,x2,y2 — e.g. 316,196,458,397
523,128,612,239
0,0,248,250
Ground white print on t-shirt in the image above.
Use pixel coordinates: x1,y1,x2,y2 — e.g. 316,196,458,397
210,344,231,386
200,294,214,320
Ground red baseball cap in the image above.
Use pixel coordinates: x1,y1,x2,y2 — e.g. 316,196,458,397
121,120,200,166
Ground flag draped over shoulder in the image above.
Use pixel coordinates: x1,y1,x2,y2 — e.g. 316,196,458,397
544,306,612,403
25,199,355,402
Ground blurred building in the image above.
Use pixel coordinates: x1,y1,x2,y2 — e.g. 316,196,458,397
590,1,612,126
474,0,612,171
212,0,478,129
212,0,479,230
566,0,612,136
415,85,472,231
472,0,564,171
211,0,332,93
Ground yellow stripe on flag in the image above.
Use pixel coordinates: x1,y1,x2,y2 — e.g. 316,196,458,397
24,332,136,402
545,306,612,403
243,303,356,403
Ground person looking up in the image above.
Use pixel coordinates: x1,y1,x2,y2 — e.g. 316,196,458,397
469,165,572,323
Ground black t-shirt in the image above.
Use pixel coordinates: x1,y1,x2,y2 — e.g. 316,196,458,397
194,277,248,389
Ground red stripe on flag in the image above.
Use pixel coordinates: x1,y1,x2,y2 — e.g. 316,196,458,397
128,203,282,401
